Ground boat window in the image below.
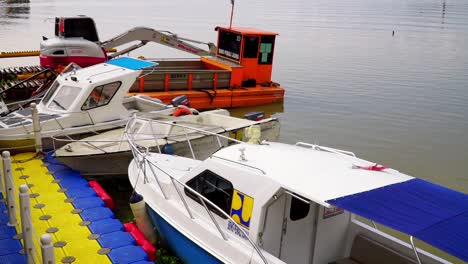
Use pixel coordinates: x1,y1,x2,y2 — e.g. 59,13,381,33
290,194,310,221
53,50,65,55
185,170,234,219
243,36,259,58
218,30,241,61
41,80,61,105
63,18,99,42
258,35,275,65
82,81,121,110
48,85,82,111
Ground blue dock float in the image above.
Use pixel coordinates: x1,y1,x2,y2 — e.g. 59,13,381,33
0,152,154,264
0,193,26,264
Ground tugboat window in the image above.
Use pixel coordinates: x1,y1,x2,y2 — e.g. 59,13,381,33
185,170,234,218
82,81,121,110
290,195,310,221
218,30,241,61
258,35,275,65
243,36,259,58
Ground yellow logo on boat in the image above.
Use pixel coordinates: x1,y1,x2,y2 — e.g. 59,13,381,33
230,190,254,229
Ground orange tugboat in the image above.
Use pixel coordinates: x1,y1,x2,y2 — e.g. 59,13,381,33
1,16,285,110
131,26,284,109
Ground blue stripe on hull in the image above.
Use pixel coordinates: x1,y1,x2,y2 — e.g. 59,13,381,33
146,206,222,264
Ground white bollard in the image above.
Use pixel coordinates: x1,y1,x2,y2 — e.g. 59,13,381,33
2,151,17,226
19,184,34,264
31,103,42,153
0,155,4,194
40,234,55,264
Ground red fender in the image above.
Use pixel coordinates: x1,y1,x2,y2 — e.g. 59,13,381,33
173,106,192,117
124,222,157,261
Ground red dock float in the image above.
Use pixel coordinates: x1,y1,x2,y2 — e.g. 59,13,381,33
124,222,157,261
89,180,115,210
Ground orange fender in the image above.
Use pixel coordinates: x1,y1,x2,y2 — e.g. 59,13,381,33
173,106,192,117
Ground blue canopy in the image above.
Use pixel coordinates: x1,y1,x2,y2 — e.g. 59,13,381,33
326,179,468,262
106,57,157,70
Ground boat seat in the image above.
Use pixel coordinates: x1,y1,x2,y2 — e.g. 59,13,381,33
332,234,417,264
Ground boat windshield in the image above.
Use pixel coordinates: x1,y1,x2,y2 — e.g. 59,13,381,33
48,85,82,111
41,80,61,105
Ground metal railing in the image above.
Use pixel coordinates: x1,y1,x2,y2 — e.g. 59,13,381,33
125,116,267,172
125,117,269,264
350,215,426,264
49,118,230,155
0,103,127,146
295,142,356,157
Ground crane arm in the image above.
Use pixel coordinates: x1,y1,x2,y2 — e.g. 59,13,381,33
100,27,216,58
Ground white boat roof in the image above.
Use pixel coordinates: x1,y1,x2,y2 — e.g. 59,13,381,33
212,142,414,206
62,63,133,84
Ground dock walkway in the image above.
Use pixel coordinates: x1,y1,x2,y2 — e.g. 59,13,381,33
0,152,153,264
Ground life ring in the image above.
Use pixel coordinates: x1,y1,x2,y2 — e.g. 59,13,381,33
173,106,192,117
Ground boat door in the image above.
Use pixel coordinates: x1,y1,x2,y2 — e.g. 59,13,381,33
280,195,316,264
260,194,316,264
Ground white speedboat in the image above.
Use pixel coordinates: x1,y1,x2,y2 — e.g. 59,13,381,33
54,110,280,177
0,57,178,152
127,123,468,264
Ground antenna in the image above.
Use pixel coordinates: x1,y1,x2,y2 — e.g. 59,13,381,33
229,0,235,29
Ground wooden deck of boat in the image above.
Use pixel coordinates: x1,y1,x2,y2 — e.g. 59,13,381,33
0,152,153,264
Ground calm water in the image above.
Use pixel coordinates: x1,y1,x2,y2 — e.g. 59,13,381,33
1,0,467,261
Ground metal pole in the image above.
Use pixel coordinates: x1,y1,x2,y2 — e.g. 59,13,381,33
2,151,17,226
41,234,55,264
229,0,235,28
31,103,42,153
19,184,35,264
410,236,422,264
199,197,227,241
183,128,196,159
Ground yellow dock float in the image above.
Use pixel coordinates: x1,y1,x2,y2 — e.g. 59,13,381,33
11,152,109,264
0,152,153,264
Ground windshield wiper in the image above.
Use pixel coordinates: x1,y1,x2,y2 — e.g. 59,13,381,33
52,99,66,110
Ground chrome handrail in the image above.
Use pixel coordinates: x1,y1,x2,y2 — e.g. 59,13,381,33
126,117,268,175
410,236,422,264
49,123,224,153
1,109,123,137
295,142,356,157
210,155,266,175
133,152,268,264
125,121,268,264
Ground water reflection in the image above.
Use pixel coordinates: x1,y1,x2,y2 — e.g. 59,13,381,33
441,0,446,24
0,0,30,24
230,101,284,119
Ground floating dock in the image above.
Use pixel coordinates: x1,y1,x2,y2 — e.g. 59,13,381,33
0,152,154,264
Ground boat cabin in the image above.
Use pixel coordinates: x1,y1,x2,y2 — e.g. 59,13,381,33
0,58,176,152
36,57,163,123
214,26,278,87
130,138,467,264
